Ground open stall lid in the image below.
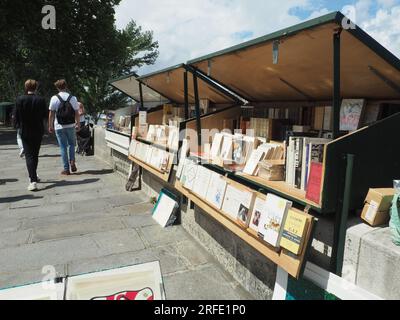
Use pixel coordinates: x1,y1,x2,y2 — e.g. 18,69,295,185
109,73,169,103
188,12,400,102
138,64,241,105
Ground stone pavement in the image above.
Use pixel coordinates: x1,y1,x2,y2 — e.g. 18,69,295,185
0,127,253,300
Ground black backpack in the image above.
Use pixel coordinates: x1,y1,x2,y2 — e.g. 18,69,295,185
56,94,75,125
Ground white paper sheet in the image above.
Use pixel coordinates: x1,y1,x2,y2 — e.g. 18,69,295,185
222,184,254,221
210,133,223,159
220,134,233,161
176,140,189,179
205,172,228,210
243,149,266,176
153,192,178,228
183,161,198,191
192,166,212,199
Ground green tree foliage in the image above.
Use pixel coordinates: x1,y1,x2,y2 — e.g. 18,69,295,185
0,0,159,117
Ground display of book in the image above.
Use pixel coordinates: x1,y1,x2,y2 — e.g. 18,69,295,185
129,140,173,174
175,159,315,279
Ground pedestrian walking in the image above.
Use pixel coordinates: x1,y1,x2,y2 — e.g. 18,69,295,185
16,130,25,158
14,79,47,191
48,79,81,176
12,106,25,158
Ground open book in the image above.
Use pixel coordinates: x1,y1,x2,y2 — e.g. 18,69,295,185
0,262,165,300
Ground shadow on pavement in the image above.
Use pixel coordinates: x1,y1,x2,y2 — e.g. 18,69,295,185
0,179,19,185
39,154,61,158
0,194,44,204
39,178,100,191
74,169,114,176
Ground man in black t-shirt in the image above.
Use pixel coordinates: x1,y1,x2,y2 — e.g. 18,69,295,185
14,79,48,191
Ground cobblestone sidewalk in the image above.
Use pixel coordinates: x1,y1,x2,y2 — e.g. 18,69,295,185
0,127,253,300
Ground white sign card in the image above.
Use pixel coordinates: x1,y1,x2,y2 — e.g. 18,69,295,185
152,192,178,228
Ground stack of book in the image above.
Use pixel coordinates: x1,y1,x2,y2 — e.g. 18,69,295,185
285,137,331,190
243,142,285,176
249,118,274,140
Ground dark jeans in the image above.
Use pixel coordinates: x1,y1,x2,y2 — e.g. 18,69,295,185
22,135,43,183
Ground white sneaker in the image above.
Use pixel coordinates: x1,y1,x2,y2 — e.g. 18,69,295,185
28,182,38,192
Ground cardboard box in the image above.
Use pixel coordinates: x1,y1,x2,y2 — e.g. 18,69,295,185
365,188,395,212
361,188,395,226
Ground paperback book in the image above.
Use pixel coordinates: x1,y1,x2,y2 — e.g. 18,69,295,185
258,194,293,248
280,209,309,255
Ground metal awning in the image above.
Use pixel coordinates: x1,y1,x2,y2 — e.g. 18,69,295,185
138,64,241,105
109,73,169,103
188,12,400,102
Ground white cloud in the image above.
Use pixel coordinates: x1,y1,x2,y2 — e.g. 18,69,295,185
115,0,400,75
115,0,311,74
360,6,400,58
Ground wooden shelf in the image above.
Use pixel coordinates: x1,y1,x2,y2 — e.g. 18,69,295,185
175,180,314,279
128,155,173,183
198,160,322,211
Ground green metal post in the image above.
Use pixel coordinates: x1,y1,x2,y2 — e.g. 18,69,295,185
333,29,342,139
184,71,189,120
331,153,355,276
193,72,202,147
139,82,145,111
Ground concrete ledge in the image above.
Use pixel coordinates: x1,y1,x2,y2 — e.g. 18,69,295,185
344,219,400,300
94,126,131,180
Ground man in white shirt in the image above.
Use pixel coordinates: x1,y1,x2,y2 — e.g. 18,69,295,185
48,79,80,175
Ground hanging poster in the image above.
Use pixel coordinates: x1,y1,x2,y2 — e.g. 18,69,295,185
340,99,366,131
